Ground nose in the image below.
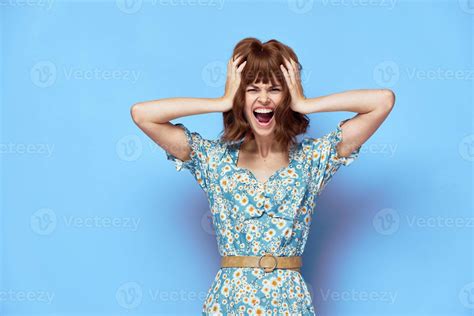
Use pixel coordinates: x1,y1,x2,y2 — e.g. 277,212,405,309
258,92,270,104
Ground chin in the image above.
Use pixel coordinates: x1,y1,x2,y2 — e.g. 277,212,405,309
249,122,276,137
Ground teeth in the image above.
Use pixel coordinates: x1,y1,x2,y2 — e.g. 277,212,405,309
254,108,273,114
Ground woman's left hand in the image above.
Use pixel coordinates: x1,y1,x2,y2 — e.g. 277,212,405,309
280,57,306,113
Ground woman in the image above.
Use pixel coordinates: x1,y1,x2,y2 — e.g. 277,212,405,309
131,37,395,315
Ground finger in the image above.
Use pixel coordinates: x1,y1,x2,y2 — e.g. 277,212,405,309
290,58,301,81
288,59,299,86
284,57,295,84
227,58,233,74
289,58,297,74
289,57,297,69
283,57,295,86
237,60,247,73
280,64,292,87
233,55,244,67
231,58,241,81
230,53,239,65
230,55,240,75
227,58,235,81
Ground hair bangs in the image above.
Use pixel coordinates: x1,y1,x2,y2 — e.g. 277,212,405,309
241,53,284,88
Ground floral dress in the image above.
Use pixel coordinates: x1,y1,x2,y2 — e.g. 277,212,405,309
164,119,361,315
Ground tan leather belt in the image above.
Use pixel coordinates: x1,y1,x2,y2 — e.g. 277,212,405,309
221,253,302,273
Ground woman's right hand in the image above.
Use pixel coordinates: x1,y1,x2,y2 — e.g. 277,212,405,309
220,54,247,112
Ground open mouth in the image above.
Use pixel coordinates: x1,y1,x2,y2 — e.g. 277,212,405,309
253,108,274,126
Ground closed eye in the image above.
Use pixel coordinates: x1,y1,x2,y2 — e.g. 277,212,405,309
247,88,281,92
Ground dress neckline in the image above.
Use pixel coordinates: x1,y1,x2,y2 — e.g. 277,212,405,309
230,139,298,186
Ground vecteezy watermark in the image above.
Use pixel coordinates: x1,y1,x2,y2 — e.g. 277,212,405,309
201,61,227,88
30,61,57,88
115,0,225,14
0,0,54,10
458,134,474,162
0,289,55,304
305,282,315,302
373,208,474,235
201,59,313,88
458,0,474,14
116,281,208,309
319,288,398,304
405,216,474,229
62,216,141,231
288,0,397,13
359,143,398,158
116,281,143,309
116,135,143,162
287,0,314,14
459,281,474,309
201,209,216,236
374,60,474,87
62,67,141,82
30,208,57,236
157,0,225,9
373,60,400,88
405,67,473,81
0,142,55,158
30,208,142,235
148,288,208,302
372,208,400,235
321,0,397,9
30,60,141,88
116,0,143,14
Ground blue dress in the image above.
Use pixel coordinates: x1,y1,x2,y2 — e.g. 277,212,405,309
164,119,361,315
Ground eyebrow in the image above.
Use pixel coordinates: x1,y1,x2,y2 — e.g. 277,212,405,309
247,84,282,88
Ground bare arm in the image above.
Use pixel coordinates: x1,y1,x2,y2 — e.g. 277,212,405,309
130,54,246,162
296,89,396,157
131,97,230,125
130,97,228,162
280,57,396,158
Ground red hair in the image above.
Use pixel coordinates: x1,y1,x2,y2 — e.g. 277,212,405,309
219,37,310,149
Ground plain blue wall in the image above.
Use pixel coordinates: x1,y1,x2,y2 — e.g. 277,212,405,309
1,0,472,315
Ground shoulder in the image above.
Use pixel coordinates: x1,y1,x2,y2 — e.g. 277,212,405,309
175,122,225,153
300,121,346,154
300,135,325,154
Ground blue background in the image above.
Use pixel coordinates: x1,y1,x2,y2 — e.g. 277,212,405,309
1,0,473,315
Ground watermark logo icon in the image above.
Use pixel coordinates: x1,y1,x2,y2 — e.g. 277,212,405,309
201,210,215,236
202,61,226,88
373,208,400,235
373,60,399,87
30,208,57,235
116,135,143,161
116,281,143,309
459,0,474,14
116,0,143,14
458,134,474,162
31,61,57,88
288,0,314,14
459,282,474,309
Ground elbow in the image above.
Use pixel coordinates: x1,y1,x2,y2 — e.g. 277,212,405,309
130,103,145,125
381,89,396,110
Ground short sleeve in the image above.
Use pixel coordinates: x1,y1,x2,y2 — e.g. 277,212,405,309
308,119,362,195
164,122,213,193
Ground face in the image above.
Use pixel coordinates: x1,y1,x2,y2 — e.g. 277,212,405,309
244,80,283,136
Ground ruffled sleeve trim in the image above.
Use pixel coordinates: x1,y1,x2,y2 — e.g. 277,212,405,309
165,123,197,172
327,118,361,167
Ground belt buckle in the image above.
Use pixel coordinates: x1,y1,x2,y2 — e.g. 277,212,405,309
258,253,278,273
